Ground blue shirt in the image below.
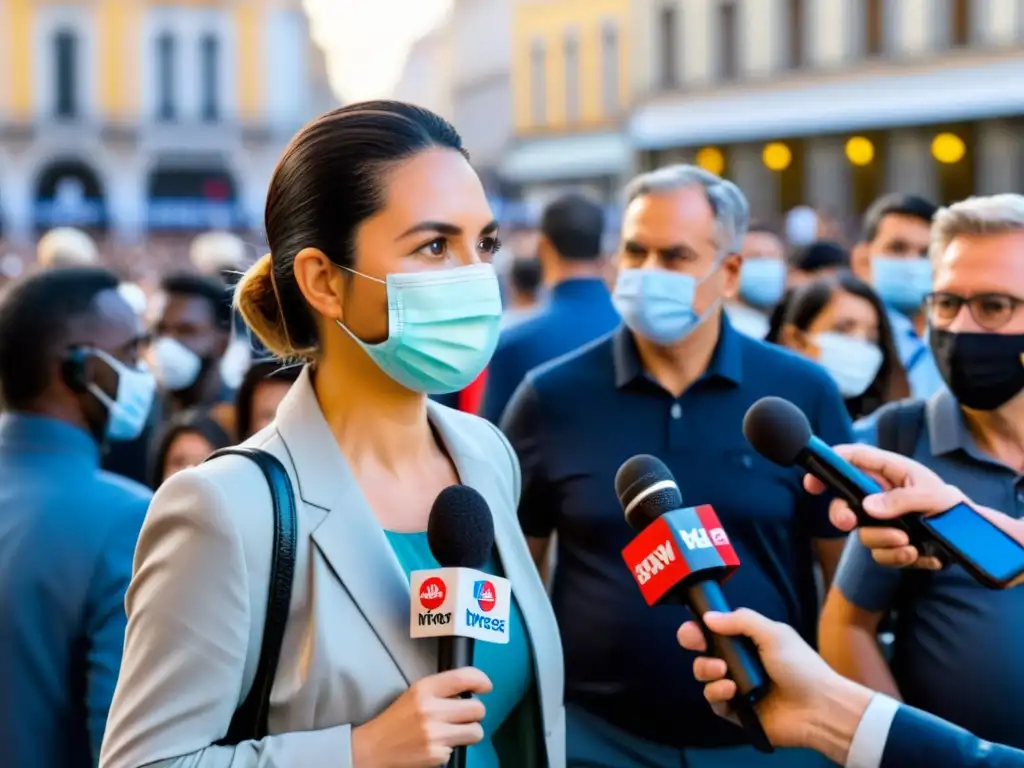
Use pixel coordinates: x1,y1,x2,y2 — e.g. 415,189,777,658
887,309,944,399
501,316,853,748
384,531,533,768
0,414,151,767
837,388,1024,749
480,278,619,424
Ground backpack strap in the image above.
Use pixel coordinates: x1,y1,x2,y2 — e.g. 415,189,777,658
205,447,298,744
874,399,926,458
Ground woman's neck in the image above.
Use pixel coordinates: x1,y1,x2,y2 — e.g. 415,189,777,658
314,341,433,472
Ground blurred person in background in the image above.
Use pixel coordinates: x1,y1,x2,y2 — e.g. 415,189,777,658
0,267,153,768
852,193,944,397
821,194,1024,750
0,254,24,289
36,227,99,269
502,255,544,328
481,192,619,424
503,165,851,767
786,240,850,287
190,231,255,389
726,222,787,339
234,359,302,440
766,273,909,420
149,271,236,435
149,408,231,487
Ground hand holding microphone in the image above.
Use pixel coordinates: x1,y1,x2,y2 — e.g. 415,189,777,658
744,396,1024,589
615,455,773,753
353,486,506,768
677,609,874,765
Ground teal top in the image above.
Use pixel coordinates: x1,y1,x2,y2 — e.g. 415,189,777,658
385,530,534,768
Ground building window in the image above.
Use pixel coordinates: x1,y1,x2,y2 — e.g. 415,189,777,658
601,22,620,117
530,39,546,126
950,0,971,46
53,30,79,119
156,33,176,121
200,34,220,122
718,1,738,81
564,31,580,123
788,0,805,69
659,3,679,89
864,0,885,56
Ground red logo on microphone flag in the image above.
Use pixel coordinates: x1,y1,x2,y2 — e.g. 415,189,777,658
419,577,447,610
473,580,497,612
694,505,740,576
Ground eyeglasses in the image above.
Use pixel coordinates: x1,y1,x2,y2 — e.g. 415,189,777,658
924,291,1024,331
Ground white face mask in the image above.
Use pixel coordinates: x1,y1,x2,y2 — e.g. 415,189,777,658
814,332,884,398
149,336,202,391
86,349,157,441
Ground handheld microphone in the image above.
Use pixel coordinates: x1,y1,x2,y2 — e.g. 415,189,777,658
743,396,1024,589
410,485,511,768
616,455,773,753
742,395,937,546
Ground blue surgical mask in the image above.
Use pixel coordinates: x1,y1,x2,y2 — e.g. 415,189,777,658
871,256,932,315
337,263,502,394
739,258,786,309
612,266,721,345
87,350,157,441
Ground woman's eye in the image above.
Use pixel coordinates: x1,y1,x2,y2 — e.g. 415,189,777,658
479,236,502,256
417,238,448,258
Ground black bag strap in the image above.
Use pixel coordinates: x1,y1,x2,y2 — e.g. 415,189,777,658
875,399,926,458
205,447,298,745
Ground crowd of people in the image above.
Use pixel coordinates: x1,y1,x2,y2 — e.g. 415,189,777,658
2,99,1023,768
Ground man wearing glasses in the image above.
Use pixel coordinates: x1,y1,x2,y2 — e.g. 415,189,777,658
819,194,1024,751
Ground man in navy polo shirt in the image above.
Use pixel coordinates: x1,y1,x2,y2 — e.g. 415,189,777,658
501,165,852,767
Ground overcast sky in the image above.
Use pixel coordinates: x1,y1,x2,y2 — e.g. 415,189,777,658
303,0,453,102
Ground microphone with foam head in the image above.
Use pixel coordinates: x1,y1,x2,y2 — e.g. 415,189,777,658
412,485,510,768
616,455,773,753
742,396,924,538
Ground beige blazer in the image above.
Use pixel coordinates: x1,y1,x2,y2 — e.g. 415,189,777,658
99,368,565,768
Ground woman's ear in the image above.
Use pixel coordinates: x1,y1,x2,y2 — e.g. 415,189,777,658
293,248,346,321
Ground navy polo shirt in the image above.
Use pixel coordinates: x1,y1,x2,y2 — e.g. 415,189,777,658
501,316,853,748
481,278,620,424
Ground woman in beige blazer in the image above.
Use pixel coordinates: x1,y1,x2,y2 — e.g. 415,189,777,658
100,102,565,768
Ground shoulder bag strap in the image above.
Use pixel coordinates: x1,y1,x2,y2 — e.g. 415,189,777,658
205,447,298,745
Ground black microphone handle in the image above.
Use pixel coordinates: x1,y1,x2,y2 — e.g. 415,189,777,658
685,580,774,753
438,636,475,768
800,447,950,565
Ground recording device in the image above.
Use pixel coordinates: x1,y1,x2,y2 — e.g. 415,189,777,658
410,485,510,768
743,396,1024,589
616,455,773,753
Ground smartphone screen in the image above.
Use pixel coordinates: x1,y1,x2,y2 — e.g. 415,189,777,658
922,503,1024,587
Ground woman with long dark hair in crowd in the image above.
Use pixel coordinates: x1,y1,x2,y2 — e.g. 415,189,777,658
101,102,564,768
767,271,909,420
149,408,232,486
233,360,301,440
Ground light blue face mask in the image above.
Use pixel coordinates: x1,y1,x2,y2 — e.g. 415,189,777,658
336,263,502,394
86,349,157,441
739,258,786,309
612,265,721,346
871,256,932,315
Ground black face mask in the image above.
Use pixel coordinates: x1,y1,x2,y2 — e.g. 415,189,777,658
930,329,1024,411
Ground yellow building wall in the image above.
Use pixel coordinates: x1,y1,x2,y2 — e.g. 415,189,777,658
512,0,631,134
7,0,35,120
235,3,265,121
99,0,144,120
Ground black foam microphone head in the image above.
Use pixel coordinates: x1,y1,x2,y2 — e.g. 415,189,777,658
615,454,683,531
742,396,813,467
427,485,495,569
